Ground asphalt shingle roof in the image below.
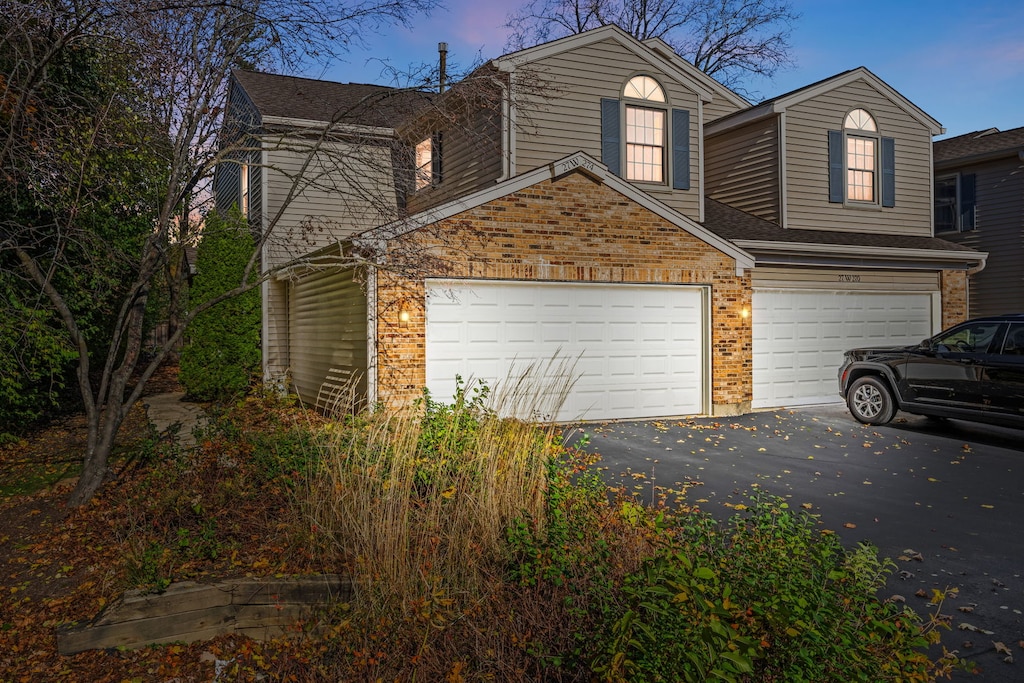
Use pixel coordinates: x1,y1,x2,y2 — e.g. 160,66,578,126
702,198,976,253
232,70,432,128
934,126,1024,164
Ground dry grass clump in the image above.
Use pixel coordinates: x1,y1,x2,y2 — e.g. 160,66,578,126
305,359,576,608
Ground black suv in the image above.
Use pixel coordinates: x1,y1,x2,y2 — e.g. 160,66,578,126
838,314,1024,427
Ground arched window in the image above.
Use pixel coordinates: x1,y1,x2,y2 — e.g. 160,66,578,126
829,108,894,206
843,109,878,202
601,77,690,190
623,76,667,182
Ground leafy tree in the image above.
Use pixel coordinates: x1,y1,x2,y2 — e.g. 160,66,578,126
504,0,799,92
179,210,261,401
0,0,442,506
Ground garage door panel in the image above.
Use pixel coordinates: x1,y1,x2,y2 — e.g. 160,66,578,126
426,281,705,421
753,290,932,408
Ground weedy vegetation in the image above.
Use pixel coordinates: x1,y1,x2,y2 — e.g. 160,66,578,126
0,363,969,681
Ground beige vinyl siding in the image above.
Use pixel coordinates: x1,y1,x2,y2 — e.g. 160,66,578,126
406,104,503,214
702,96,744,123
263,278,288,386
288,268,368,406
705,119,780,223
783,79,933,236
753,267,939,291
940,156,1024,316
513,38,702,219
263,141,398,270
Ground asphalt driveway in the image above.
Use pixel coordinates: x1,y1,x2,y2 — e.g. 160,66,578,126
572,405,1024,681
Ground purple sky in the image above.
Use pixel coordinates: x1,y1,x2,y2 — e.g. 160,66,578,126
315,0,1024,139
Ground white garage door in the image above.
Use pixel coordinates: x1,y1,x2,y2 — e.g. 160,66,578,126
425,280,707,422
753,290,933,408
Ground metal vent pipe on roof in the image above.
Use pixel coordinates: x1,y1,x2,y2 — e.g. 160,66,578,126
438,42,448,94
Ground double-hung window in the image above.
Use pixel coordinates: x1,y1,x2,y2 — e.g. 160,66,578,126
934,173,976,233
601,75,691,190
623,76,666,182
828,109,895,207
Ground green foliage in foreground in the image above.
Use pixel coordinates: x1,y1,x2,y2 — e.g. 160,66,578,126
179,209,261,401
586,498,945,682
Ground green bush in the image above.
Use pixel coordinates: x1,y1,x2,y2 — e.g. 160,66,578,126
586,495,951,682
0,279,78,432
179,209,260,401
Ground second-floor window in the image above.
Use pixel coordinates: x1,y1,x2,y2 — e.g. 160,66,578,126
623,76,666,183
601,75,691,190
934,173,976,233
415,138,433,191
240,163,250,216
828,108,895,207
844,109,877,202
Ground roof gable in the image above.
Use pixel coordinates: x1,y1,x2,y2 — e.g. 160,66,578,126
492,25,716,103
360,151,754,274
707,67,942,137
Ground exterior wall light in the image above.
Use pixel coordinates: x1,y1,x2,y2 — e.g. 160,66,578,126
741,306,750,319
398,309,411,324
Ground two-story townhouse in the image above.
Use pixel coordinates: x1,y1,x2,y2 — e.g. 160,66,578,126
217,25,985,421
932,127,1024,317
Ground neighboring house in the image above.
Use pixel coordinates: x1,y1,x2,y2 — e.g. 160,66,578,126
216,24,985,421
933,127,1024,317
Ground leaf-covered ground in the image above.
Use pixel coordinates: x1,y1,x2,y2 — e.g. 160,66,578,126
0,365,331,682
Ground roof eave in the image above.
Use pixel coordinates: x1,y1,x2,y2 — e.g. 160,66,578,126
736,239,987,270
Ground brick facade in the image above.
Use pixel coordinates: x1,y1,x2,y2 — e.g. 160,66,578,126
940,269,969,329
375,171,753,415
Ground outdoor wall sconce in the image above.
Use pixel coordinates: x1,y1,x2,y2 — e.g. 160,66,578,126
741,306,750,319
398,308,411,324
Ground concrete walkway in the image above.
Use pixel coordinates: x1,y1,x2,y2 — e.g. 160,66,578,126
143,392,207,447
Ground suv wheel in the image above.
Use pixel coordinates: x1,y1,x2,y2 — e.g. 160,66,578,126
847,376,896,425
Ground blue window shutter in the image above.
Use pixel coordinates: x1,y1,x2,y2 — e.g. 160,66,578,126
828,130,844,203
601,98,621,176
960,173,976,231
432,133,443,184
881,136,895,207
672,108,691,190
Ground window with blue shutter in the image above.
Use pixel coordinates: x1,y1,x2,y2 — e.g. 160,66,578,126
603,76,692,190
830,109,893,207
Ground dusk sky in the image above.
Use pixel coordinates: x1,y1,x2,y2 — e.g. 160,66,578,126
315,0,1023,140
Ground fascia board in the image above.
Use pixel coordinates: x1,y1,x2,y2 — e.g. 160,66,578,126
935,147,1024,171
735,239,987,265
492,26,715,102
771,68,943,135
704,103,777,137
642,39,750,109
361,151,755,273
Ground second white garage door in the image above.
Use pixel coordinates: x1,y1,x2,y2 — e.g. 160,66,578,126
425,280,707,422
752,290,934,408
